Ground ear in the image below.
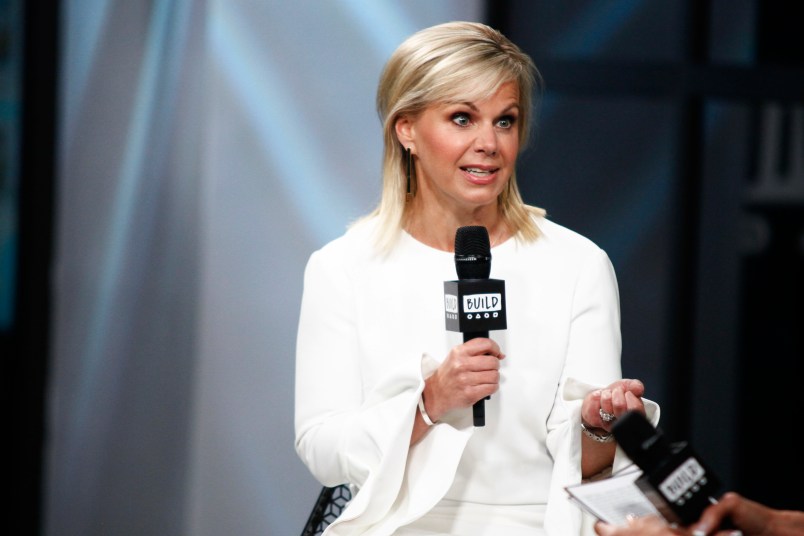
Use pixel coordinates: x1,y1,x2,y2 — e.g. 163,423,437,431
395,115,415,151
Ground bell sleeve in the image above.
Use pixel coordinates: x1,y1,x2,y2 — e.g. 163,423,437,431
294,248,473,534
542,247,661,535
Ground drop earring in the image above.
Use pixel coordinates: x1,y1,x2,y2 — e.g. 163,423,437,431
405,147,412,195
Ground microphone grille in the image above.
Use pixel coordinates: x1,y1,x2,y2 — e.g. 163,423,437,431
454,226,491,280
611,410,671,473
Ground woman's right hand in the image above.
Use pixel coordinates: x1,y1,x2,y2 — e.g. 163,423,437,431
691,492,777,535
422,338,505,422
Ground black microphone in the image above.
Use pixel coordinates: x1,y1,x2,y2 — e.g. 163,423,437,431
444,226,507,426
612,411,723,525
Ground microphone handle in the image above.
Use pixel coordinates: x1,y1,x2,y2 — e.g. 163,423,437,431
464,330,490,427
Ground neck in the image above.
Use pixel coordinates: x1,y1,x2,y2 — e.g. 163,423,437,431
404,204,507,252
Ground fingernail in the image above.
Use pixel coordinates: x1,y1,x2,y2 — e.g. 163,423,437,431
729,532,743,536
692,531,706,536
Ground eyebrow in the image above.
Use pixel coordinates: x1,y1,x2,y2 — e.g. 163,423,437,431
449,101,521,114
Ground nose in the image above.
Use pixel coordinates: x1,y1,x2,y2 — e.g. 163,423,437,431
474,123,498,156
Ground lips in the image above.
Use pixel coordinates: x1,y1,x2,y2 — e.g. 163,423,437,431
461,166,499,178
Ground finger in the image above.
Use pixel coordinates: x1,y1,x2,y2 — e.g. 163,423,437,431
600,389,614,415
584,390,603,425
623,378,645,397
691,493,740,535
598,389,619,427
463,337,503,357
611,386,627,415
472,369,500,387
593,521,616,536
607,378,644,397
624,391,645,413
468,380,499,402
464,354,502,372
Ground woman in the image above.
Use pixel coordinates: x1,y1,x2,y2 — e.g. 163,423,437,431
295,21,658,535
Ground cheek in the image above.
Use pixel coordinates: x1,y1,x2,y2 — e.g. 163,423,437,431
501,134,519,157
419,132,465,162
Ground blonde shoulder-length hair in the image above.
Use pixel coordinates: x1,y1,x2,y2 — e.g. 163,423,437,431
356,21,545,253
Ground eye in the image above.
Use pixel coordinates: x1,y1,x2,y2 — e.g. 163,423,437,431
451,112,471,127
496,115,517,129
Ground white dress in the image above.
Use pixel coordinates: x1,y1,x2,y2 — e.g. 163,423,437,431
295,215,659,536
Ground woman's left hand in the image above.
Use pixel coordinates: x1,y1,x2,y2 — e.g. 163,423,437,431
581,379,646,431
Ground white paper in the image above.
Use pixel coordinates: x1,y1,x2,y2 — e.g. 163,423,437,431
565,465,662,525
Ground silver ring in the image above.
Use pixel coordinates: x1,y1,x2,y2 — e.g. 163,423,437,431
599,408,616,422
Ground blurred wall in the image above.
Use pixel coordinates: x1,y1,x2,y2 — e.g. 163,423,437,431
48,1,481,535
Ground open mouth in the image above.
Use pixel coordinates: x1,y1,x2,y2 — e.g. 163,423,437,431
461,167,498,178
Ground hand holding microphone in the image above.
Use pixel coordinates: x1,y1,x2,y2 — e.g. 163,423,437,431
423,337,505,424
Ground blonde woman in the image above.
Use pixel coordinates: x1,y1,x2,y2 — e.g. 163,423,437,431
295,21,658,535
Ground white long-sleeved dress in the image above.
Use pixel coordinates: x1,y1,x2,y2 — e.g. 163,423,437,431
295,215,659,535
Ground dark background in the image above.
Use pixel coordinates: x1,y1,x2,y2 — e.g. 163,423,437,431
492,0,803,512
5,1,803,534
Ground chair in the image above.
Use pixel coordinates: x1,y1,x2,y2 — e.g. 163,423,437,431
300,484,352,536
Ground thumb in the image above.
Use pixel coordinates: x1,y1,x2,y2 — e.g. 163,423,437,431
593,521,615,536
621,378,645,397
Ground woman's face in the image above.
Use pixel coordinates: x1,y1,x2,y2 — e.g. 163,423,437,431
397,81,520,216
